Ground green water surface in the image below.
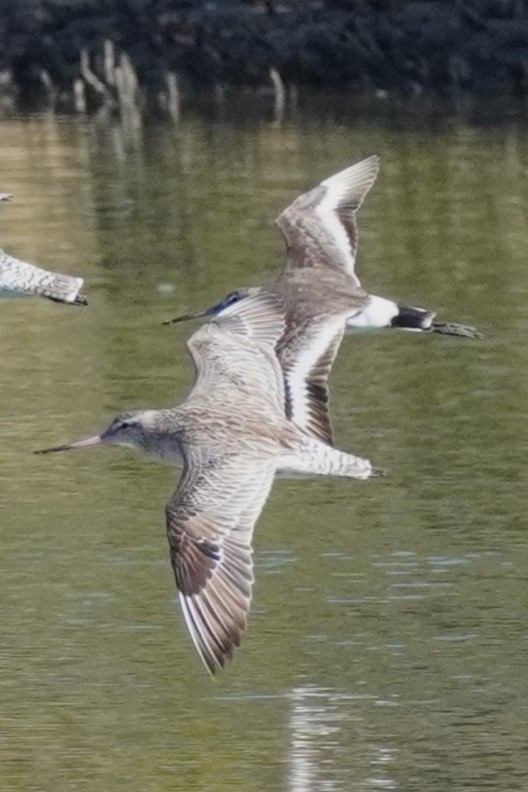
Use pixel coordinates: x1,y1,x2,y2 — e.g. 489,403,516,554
1,101,527,791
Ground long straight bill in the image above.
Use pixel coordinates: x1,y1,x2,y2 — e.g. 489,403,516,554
34,434,103,454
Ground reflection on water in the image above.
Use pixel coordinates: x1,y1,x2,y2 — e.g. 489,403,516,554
289,686,399,792
1,103,528,790
289,686,350,792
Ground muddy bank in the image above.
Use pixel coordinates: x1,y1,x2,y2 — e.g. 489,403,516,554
0,1,527,115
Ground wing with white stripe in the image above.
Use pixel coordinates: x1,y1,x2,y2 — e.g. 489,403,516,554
275,155,380,281
278,318,345,446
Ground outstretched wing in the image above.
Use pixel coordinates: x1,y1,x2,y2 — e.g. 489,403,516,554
275,155,380,283
278,316,345,445
185,293,286,415
166,448,277,674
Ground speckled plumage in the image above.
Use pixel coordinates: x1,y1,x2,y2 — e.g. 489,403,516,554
0,194,87,305
0,248,87,304
37,293,379,674
167,155,482,446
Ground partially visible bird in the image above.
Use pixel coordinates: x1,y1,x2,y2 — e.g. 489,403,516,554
165,156,482,445
36,293,380,674
0,193,87,305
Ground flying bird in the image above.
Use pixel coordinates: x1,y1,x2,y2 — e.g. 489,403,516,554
166,156,482,445
36,294,381,674
0,193,87,305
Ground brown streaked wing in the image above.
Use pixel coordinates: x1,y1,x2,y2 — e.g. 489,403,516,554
278,319,345,446
166,449,277,674
275,155,380,279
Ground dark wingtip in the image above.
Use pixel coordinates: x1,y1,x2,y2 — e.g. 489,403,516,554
371,466,386,478
47,294,89,307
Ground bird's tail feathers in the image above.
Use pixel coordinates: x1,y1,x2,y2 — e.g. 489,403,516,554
36,272,87,305
277,433,382,480
390,304,436,331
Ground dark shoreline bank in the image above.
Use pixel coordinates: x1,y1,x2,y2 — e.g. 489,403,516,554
1,1,527,116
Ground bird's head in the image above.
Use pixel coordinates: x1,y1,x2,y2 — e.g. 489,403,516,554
35,410,149,455
164,287,260,325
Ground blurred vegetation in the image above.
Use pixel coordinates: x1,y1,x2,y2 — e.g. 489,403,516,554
1,0,528,113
